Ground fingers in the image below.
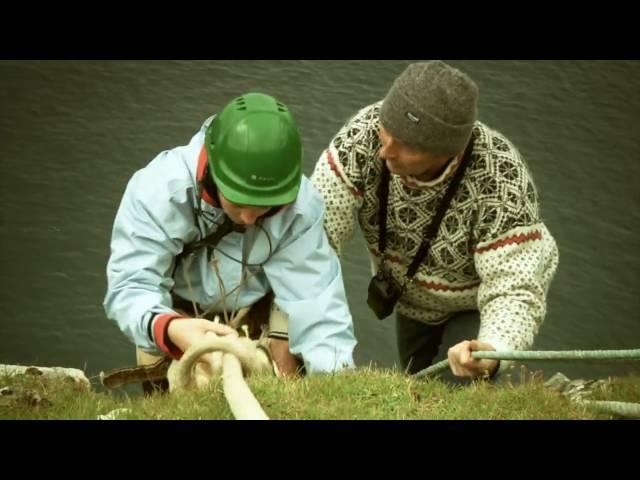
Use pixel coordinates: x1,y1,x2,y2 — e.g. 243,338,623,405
204,321,236,337
447,340,470,377
269,338,302,377
448,340,498,378
469,339,494,353
168,317,238,353
459,341,473,365
185,317,237,336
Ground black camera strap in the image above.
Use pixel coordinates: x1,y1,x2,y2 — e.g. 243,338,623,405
376,134,475,283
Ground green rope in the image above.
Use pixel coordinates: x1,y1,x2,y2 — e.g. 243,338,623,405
412,349,640,380
411,348,640,419
578,400,640,419
413,359,452,379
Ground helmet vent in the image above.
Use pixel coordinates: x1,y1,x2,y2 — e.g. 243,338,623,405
235,97,247,110
276,102,287,112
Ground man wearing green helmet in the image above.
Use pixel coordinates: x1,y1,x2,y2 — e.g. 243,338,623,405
104,93,357,391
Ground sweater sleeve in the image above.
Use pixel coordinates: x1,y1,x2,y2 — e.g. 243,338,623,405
310,103,381,256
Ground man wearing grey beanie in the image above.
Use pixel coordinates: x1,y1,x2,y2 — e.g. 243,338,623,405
311,61,559,379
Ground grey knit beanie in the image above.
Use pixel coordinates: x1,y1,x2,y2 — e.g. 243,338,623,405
380,61,479,156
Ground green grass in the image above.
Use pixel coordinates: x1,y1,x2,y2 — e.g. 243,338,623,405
1,368,638,420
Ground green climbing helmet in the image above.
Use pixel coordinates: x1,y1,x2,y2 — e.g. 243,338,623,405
205,92,303,207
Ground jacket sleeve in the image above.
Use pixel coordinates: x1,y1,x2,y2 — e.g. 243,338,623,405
103,153,199,353
262,183,357,374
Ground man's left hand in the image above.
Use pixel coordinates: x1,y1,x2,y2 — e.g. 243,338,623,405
269,338,303,377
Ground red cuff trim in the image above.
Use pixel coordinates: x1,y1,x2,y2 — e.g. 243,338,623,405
153,313,186,360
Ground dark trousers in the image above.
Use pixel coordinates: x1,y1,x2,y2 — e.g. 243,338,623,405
396,310,480,376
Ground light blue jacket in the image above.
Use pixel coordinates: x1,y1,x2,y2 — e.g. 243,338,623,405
104,119,356,373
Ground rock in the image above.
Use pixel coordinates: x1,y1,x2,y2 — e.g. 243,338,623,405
543,372,571,392
543,372,640,418
543,372,609,401
97,408,132,420
0,364,91,390
0,385,52,408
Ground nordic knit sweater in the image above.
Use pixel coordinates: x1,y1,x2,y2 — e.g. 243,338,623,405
311,102,559,353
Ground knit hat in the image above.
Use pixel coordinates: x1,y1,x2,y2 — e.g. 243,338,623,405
380,61,479,156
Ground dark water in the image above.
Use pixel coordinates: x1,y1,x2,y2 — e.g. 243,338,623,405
1,60,638,385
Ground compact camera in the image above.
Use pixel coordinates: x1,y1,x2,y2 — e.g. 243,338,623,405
367,271,404,320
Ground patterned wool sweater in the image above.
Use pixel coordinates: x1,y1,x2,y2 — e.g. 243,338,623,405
311,102,559,352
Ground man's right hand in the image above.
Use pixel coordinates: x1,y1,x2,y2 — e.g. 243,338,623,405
447,339,499,378
167,317,237,354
